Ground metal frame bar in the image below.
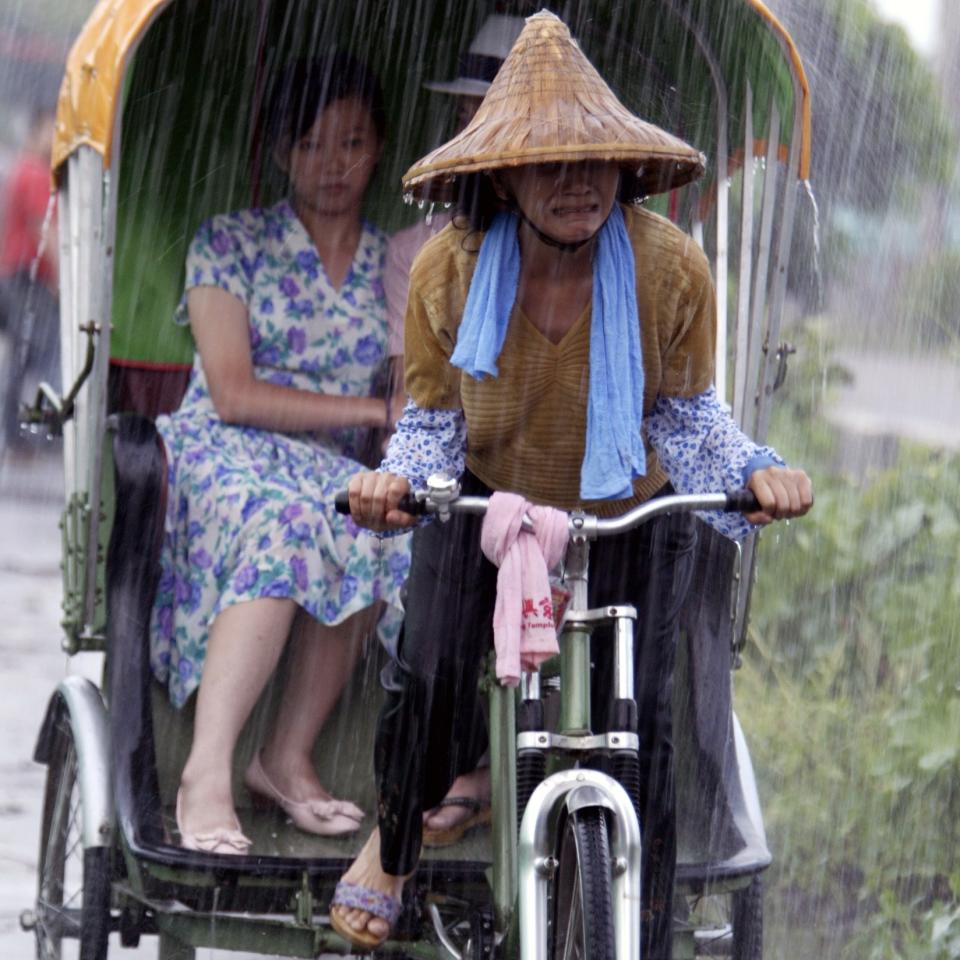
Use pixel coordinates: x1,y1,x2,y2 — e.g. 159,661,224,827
710,89,730,404
662,2,731,404
489,682,519,932
57,170,77,498
733,81,755,426
64,148,111,638
744,101,782,438
755,68,806,443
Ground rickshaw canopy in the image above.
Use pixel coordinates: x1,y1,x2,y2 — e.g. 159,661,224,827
54,0,810,184
52,0,811,371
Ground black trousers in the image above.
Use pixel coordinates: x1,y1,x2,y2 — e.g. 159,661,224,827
375,472,697,959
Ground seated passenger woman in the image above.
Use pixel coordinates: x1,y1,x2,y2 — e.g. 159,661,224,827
150,53,409,854
331,14,812,958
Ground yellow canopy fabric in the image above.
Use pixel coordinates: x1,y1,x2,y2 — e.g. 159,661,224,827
52,0,171,178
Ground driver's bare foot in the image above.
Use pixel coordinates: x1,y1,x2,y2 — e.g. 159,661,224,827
332,828,410,943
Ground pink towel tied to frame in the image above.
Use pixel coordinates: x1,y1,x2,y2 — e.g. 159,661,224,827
480,492,570,686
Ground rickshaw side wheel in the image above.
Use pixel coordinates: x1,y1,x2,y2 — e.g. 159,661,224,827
35,717,112,960
549,808,616,960
730,876,763,960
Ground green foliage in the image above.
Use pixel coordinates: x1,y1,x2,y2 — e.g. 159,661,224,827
898,251,960,355
735,322,960,950
843,894,960,959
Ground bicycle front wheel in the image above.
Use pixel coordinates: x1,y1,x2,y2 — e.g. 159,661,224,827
550,808,616,960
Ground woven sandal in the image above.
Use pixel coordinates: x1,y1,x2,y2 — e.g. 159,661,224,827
422,797,492,848
329,880,403,950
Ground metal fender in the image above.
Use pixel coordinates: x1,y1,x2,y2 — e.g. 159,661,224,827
34,675,114,850
518,769,641,960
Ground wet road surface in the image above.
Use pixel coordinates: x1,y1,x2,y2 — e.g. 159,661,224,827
829,350,960,450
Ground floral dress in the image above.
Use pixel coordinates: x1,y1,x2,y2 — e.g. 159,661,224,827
150,199,410,708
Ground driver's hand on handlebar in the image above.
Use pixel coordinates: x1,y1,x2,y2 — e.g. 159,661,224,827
347,471,418,531
745,466,813,526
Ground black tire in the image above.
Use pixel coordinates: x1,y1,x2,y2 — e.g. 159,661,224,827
550,809,616,960
730,876,763,960
35,717,112,960
466,910,493,960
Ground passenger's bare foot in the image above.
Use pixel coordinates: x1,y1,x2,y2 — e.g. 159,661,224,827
423,766,491,833
177,765,238,837
331,828,410,943
247,750,364,821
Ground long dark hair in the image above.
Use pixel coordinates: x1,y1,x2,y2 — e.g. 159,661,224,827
453,172,506,234
268,52,387,152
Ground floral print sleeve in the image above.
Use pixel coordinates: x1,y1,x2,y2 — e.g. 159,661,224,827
381,399,466,491
378,391,782,541
644,386,784,541
173,214,254,325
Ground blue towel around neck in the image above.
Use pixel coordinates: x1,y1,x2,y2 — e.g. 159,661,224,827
450,205,645,501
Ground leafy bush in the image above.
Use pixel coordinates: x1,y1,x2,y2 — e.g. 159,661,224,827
734,323,960,953
898,252,960,355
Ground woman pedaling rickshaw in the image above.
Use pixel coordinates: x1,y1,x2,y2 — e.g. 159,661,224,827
25,3,815,958
333,13,811,957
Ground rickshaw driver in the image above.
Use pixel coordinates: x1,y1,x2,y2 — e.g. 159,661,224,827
332,13,812,957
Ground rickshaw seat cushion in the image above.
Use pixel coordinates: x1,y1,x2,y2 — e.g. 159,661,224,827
107,410,167,546
105,412,170,846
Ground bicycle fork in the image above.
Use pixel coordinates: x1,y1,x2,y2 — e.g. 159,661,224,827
513,531,644,960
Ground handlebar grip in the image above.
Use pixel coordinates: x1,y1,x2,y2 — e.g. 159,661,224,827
725,490,761,513
333,491,426,516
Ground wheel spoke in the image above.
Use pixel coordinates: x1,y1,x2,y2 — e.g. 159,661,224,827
67,794,81,839
562,859,583,960
62,885,84,910
63,832,83,863
37,898,83,935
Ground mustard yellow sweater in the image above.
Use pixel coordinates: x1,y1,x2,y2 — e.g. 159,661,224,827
402,204,716,515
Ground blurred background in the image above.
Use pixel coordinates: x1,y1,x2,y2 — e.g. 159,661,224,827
735,2,960,956
0,0,957,957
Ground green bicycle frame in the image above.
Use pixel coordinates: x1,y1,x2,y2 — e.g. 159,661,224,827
486,524,596,949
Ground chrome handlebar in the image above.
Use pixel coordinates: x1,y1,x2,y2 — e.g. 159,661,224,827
334,473,759,537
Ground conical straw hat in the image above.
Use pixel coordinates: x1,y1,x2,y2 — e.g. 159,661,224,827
403,10,705,202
